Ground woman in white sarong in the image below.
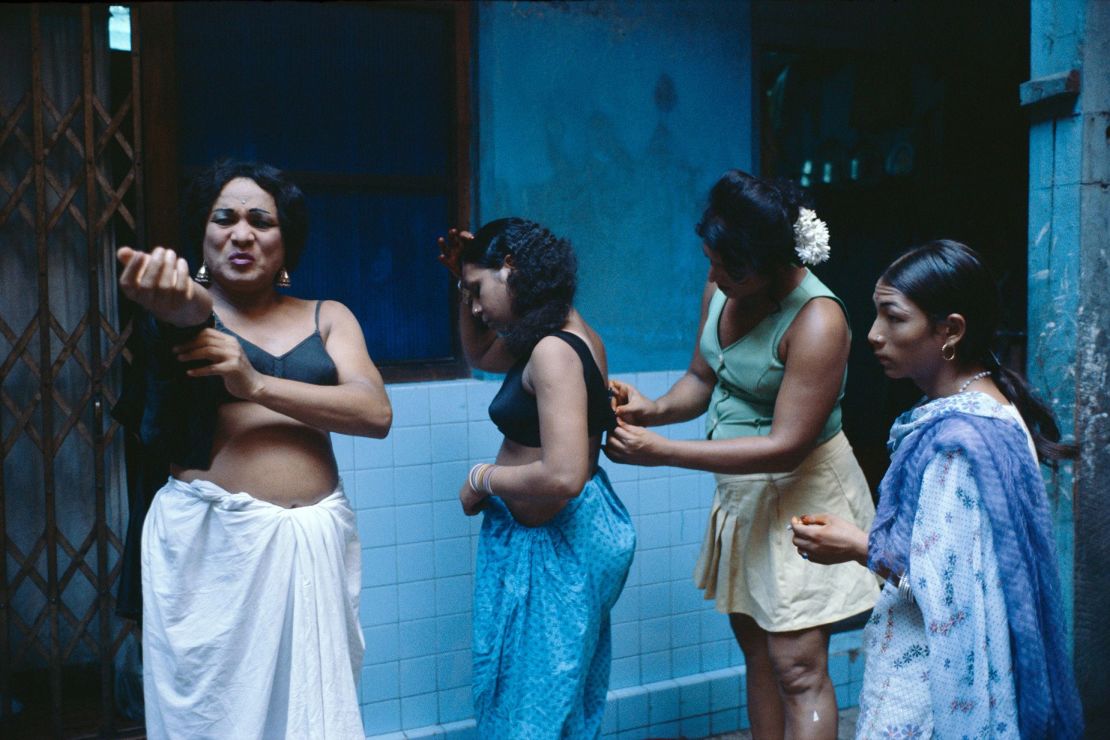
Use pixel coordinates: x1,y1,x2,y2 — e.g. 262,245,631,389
116,160,392,739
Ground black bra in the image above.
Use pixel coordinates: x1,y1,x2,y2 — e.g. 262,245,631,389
488,330,616,448
215,301,339,387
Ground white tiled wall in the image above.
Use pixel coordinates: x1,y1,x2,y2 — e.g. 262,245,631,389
336,372,864,739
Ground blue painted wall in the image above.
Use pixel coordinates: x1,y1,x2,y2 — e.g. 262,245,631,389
475,0,753,372
1026,0,1087,644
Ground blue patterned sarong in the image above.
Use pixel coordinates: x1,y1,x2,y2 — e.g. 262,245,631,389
473,468,635,739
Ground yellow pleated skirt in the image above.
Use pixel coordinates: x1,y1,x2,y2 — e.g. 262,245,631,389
693,431,879,632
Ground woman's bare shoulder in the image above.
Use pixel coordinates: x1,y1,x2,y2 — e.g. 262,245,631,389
314,299,358,326
783,296,849,351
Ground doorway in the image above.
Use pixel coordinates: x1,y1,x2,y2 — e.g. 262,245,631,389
754,2,1031,488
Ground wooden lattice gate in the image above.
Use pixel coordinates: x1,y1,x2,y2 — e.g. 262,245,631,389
1,4,147,737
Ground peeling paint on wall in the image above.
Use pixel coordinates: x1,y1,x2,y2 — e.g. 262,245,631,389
1028,1,1110,725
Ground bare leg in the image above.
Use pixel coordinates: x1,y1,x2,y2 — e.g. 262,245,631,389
766,627,837,740
729,613,785,740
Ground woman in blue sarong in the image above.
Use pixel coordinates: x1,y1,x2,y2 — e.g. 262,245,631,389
437,219,636,738
791,241,1084,738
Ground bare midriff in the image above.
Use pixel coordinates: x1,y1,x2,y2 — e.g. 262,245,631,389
494,435,603,527
171,402,338,508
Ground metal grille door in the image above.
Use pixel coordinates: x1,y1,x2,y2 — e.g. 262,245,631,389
1,4,145,737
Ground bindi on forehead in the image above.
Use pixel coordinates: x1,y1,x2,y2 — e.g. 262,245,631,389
210,206,274,217
218,179,274,205
212,199,274,215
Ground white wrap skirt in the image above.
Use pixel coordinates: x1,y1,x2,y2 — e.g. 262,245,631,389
141,477,364,740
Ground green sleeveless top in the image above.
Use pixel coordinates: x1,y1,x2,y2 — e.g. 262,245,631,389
698,270,847,443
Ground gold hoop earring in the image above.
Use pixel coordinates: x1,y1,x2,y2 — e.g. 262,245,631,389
276,268,291,288
194,263,210,285
941,343,956,362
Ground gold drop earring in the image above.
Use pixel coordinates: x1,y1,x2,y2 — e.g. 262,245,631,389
194,263,211,285
276,267,291,288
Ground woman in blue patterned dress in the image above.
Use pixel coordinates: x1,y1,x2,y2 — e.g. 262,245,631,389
791,241,1083,738
437,219,636,738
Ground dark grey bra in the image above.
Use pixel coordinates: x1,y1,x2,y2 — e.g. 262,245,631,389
488,330,616,448
215,301,338,387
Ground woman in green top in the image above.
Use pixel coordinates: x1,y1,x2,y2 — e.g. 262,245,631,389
606,170,877,740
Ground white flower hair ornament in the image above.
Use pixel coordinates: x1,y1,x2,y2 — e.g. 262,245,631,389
793,207,831,266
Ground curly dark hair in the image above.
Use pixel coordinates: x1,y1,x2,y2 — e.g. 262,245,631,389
695,169,812,284
460,218,577,355
183,159,309,271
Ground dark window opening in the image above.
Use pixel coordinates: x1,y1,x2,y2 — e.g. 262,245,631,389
153,2,472,380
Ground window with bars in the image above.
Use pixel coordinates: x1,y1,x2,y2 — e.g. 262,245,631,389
147,1,472,380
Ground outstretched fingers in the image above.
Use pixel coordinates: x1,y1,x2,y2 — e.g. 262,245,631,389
437,228,475,277
135,247,161,290
158,254,180,291
117,247,149,294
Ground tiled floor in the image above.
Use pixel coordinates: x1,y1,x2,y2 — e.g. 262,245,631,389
705,705,859,739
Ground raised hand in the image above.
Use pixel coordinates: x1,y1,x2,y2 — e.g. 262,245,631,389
436,228,474,279
117,246,212,326
173,328,264,400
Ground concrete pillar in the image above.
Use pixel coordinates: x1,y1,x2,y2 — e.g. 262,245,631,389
1026,0,1110,731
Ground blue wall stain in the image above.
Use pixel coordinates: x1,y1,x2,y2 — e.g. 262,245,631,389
476,0,753,372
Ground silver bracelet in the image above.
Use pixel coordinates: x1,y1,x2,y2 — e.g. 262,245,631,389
897,571,914,603
467,463,495,496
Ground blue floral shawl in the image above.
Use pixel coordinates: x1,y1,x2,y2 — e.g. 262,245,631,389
869,394,1083,739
